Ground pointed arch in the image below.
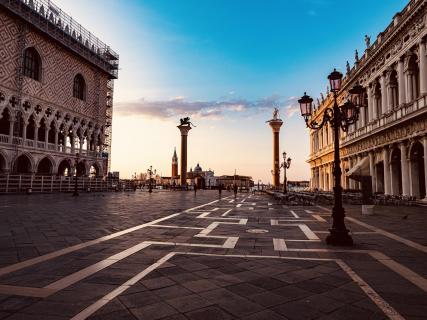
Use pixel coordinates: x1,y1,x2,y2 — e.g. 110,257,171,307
36,156,55,175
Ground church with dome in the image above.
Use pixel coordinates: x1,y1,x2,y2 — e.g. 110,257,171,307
165,148,215,189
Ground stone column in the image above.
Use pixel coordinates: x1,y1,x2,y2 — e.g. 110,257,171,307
383,147,391,195
369,150,376,192
372,87,378,120
400,142,410,196
360,105,366,127
70,135,75,154
268,118,283,188
22,121,27,144
319,166,323,190
329,163,334,191
341,159,346,190
380,73,388,115
389,146,396,195
398,58,406,105
419,40,427,95
54,129,59,151
8,119,14,143
348,158,355,190
63,133,67,152
177,123,192,187
367,85,373,122
45,127,49,150
79,136,84,154
34,124,39,145
356,154,362,190
423,136,427,199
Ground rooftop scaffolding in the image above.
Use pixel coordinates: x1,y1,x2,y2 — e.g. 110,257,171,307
0,0,119,79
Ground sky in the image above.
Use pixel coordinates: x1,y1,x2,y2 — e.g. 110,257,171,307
55,0,405,182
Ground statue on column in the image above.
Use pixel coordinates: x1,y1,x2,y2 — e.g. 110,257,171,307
355,49,359,63
272,107,279,120
179,117,196,127
346,61,351,75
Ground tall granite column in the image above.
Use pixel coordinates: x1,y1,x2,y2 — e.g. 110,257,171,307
267,116,283,189
177,123,192,188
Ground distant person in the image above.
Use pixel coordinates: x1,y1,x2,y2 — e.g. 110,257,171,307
194,184,197,195
233,184,238,197
218,184,223,196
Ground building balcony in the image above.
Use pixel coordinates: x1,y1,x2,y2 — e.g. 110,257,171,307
0,133,101,158
343,94,427,146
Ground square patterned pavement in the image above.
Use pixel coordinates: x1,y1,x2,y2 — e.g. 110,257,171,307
0,190,426,319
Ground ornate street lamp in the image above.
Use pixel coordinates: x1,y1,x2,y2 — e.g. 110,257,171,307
298,69,365,246
72,153,80,197
281,151,292,194
147,166,156,193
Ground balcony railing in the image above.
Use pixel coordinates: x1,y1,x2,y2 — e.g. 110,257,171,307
0,133,101,158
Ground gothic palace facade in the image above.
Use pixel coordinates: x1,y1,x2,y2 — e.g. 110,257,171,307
0,0,118,177
309,0,427,199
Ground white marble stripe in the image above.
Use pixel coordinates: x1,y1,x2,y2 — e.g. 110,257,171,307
297,225,319,240
290,210,299,218
70,253,176,320
347,217,427,254
273,238,287,251
311,215,327,222
147,225,204,230
336,259,405,320
45,243,151,291
221,209,232,217
0,199,220,277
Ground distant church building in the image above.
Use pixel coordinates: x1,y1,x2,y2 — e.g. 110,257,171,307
161,148,215,188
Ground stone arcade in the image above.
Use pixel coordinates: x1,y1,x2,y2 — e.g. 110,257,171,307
309,0,427,200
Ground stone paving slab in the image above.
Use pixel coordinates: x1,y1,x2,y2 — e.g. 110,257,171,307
0,191,425,319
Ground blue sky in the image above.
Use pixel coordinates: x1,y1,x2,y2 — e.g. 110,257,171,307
56,0,405,181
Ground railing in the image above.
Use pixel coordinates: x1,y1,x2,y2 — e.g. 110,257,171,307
0,135,102,158
0,174,139,194
0,0,119,78
0,134,8,143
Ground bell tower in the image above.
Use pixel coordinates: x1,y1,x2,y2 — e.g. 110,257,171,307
172,147,178,178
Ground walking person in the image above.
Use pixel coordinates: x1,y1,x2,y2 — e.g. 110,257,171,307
233,184,238,198
194,184,197,195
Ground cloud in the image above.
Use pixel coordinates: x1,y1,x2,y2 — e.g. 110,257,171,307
283,97,300,119
115,94,295,120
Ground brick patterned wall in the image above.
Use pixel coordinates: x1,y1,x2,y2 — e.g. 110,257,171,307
0,10,108,121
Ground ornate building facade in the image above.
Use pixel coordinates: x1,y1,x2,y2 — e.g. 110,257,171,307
0,0,118,177
309,0,427,199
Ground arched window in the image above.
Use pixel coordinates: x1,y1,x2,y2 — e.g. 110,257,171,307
23,47,41,81
73,74,86,100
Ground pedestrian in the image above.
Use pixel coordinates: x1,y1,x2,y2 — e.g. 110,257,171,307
194,184,197,195
233,184,238,197
218,184,222,196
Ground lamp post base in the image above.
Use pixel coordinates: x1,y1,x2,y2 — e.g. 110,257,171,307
326,229,353,246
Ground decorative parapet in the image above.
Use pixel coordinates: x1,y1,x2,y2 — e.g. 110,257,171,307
0,0,119,79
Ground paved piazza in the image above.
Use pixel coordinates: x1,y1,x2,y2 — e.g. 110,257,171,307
0,191,426,320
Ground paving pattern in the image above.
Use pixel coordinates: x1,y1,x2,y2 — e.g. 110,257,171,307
0,191,426,319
